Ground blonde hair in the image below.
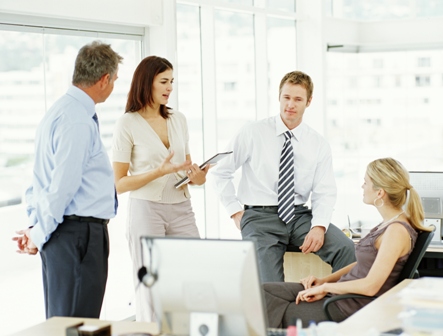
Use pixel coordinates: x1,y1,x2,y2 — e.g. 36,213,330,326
366,158,431,232
278,71,314,101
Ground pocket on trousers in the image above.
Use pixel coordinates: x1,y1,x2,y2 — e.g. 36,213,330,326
77,232,90,263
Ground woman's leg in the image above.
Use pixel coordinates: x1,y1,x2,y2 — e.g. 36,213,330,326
263,282,305,328
164,200,200,237
263,282,347,328
127,198,167,322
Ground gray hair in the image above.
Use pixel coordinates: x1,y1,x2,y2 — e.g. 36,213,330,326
72,40,123,87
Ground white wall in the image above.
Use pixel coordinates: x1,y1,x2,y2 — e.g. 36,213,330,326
0,0,181,107
359,17,443,50
0,0,161,26
324,16,443,51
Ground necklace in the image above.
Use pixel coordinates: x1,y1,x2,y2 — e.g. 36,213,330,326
378,211,404,230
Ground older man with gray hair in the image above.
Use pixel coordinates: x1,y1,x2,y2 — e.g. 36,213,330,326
13,41,122,318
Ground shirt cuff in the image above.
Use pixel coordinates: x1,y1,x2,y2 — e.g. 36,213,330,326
28,211,38,228
30,224,50,251
226,201,244,218
311,222,330,232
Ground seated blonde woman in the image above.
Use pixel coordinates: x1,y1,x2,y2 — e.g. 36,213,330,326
264,157,433,327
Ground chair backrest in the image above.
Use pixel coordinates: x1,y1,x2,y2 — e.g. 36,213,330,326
397,228,435,282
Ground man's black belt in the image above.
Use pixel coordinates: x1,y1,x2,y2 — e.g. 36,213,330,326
244,204,305,210
64,215,109,225
244,205,278,210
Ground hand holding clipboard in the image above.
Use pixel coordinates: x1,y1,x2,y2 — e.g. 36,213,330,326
175,151,233,189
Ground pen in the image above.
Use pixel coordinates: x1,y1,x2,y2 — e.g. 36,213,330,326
297,318,302,331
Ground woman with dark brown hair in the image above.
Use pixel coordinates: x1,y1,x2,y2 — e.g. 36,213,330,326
112,56,208,322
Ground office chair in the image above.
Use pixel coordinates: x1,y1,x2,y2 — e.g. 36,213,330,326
323,227,435,321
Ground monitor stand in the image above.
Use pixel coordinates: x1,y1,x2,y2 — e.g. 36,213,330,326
190,312,219,336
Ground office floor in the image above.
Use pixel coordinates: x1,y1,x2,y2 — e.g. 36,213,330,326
0,196,135,335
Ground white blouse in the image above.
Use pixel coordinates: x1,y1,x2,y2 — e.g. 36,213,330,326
112,110,191,203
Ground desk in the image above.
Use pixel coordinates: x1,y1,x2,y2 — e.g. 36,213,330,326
337,279,412,335
424,243,443,259
7,281,419,336
419,244,443,277
9,316,159,336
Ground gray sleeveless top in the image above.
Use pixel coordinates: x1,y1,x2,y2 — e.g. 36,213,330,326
334,220,418,317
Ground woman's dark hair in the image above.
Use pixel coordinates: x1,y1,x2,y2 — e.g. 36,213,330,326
125,56,173,118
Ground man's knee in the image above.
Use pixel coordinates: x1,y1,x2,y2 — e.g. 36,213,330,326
337,234,356,257
317,228,356,267
330,236,356,270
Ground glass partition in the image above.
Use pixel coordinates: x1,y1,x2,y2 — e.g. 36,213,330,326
214,10,256,239
326,49,443,227
176,3,206,237
267,17,296,113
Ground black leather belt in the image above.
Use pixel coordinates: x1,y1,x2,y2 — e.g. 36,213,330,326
244,205,278,210
64,215,109,225
244,204,305,210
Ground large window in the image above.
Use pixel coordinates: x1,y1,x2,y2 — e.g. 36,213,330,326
0,26,142,334
176,1,296,239
214,10,256,153
267,17,296,113
176,4,206,237
326,49,443,227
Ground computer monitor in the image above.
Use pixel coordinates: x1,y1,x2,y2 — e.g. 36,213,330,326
140,237,268,336
409,171,443,241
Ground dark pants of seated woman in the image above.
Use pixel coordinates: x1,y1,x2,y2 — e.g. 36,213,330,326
263,282,348,328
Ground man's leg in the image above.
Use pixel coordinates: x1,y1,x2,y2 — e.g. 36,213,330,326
288,206,356,272
40,219,108,318
75,222,109,317
40,251,50,319
241,208,288,282
316,224,356,272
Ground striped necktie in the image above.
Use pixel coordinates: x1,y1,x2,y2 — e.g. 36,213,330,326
278,131,295,223
92,113,99,131
93,112,118,212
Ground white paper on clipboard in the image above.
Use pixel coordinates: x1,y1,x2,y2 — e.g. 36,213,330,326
174,151,233,189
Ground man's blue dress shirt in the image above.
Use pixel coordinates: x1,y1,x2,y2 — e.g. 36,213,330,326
26,86,117,250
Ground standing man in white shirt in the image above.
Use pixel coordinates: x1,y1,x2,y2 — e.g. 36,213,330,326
212,71,355,282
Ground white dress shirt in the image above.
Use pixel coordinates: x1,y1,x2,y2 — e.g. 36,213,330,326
211,115,337,229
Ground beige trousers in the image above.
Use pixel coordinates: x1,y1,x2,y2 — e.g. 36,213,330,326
127,198,200,322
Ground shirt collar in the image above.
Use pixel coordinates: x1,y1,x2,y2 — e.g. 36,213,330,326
275,115,304,141
66,85,96,118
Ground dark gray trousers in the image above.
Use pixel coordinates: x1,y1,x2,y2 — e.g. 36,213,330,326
40,218,109,318
263,282,347,328
241,205,356,282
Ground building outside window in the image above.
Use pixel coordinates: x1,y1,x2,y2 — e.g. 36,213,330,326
326,49,443,227
176,0,296,239
0,27,142,334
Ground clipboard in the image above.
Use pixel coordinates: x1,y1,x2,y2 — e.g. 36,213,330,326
174,151,233,189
